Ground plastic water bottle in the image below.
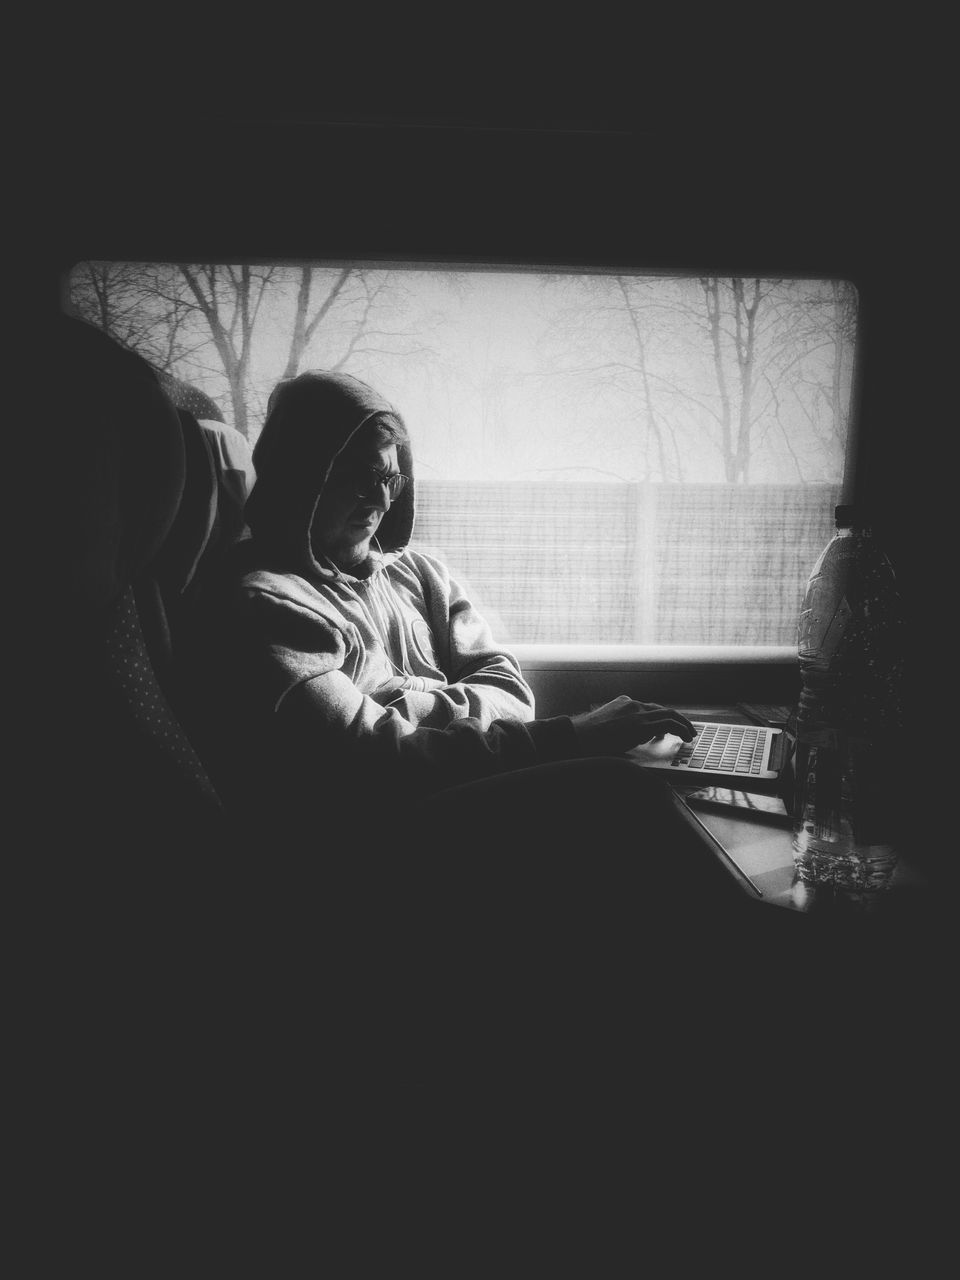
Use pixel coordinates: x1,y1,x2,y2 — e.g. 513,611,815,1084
791,505,904,899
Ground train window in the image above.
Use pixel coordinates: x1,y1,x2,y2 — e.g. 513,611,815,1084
65,262,857,647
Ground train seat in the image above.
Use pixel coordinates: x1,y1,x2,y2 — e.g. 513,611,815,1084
52,315,228,857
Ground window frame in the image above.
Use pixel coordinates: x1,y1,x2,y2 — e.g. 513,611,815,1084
62,254,861,677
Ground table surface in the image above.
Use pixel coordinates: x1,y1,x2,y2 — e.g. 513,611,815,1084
667,706,926,917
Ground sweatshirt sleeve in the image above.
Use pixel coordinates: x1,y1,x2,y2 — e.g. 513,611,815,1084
231,575,577,797
380,552,536,729
285,665,575,795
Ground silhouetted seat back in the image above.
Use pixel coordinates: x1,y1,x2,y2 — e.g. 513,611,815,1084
52,316,227,856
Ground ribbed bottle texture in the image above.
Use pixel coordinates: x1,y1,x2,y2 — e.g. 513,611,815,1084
791,506,904,899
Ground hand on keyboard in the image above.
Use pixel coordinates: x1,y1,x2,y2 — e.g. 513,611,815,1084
570,697,696,757
629,733,685,764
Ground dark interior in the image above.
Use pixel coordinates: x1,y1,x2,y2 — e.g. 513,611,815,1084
24,43,945,1253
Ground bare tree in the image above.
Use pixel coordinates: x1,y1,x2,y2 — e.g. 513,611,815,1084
539,272,855,483
76,261,293,437
723,277,857,482
687,276,859,482
69,262,198,374
294,269,439,372
280,266,353,380
175,264,278,438
615,275,682,481
536,273,698,480
68,261,452,439
829,278,858,455
697,276,763,482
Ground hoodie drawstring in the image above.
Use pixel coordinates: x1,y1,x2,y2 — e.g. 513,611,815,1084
321,553,410,681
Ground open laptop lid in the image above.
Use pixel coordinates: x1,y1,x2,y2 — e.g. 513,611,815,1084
629,716,796,792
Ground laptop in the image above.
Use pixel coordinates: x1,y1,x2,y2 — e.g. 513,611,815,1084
630,712,797,898
630,714,794,790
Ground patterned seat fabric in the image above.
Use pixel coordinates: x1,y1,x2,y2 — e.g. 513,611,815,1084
53,315,226,852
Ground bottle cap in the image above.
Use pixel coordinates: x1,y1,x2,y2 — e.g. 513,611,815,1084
835,505,861,527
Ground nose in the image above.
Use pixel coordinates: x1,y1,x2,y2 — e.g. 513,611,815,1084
358,481,391,517
367,480,391,511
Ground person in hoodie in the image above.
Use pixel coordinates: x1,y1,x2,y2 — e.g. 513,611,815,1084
207,370,703,837
201,370,762,1068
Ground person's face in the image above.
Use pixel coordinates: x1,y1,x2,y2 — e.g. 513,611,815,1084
310,428,400,571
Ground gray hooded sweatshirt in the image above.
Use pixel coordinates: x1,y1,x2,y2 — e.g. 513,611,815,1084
214,372,576,803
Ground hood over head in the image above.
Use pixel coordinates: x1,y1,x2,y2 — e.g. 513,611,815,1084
245,371,415,578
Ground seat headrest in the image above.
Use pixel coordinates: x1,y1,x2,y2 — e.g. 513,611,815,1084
198,419,257,561
153,410,218,597
56,316,185,615
154,367,225,423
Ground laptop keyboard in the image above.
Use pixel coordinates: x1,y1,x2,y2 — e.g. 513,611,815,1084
672,722,769,775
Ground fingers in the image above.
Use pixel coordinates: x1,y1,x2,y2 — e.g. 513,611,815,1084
573,698,697,755
630,733,686,764
617,702,696,740
595,696,695,735
631,708,697,742
631,701,696,735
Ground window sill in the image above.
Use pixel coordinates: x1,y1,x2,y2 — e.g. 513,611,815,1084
508,645,798,716
511,644,797,670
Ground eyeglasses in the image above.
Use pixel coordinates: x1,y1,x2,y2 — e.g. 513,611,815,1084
342,465,409,501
